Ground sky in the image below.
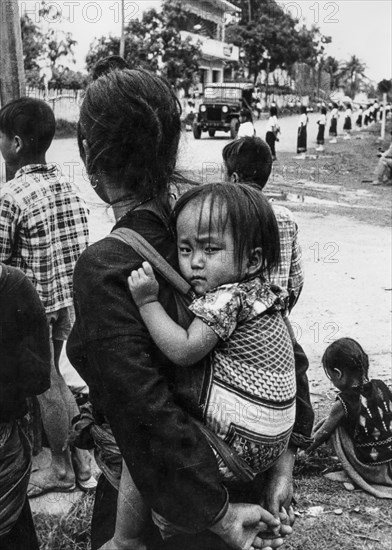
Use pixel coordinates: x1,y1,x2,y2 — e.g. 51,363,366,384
18,0,392,82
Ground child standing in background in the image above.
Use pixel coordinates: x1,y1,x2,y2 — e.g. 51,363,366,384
308,338,392,499
316,106,327,152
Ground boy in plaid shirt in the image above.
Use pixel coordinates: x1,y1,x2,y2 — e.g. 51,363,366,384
222,136,314,446
0,98,93,495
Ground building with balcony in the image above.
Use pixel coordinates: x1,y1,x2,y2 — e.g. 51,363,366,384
178,0,241,88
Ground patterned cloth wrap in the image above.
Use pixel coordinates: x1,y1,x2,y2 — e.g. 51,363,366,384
189,277,296,480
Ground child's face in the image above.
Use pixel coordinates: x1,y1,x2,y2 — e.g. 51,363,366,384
176,199,247,295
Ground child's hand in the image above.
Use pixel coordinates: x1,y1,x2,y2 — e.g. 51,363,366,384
128,261,159,308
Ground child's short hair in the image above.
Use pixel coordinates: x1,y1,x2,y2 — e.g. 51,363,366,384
0,97,55,156
172,182,280,277
222,136,272,189
269,106,278,117
91,55,128,80
322,337,369,381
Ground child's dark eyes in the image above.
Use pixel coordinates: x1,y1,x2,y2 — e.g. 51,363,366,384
179,246,191,255
205,246,221,254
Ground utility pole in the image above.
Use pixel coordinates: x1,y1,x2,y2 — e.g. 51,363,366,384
119,0,125,58
0,0,25,181
0,0,25,106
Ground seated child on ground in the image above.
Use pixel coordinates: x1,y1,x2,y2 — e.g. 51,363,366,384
102,183,297,549
308,338,392,498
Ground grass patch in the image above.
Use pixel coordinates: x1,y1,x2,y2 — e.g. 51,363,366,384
34,492,94,550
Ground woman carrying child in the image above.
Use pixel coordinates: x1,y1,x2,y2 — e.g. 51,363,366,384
265,106,280,161
68,68,295,550
308,338,392,499
123,182,297,547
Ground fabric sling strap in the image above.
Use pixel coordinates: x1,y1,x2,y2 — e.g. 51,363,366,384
109,227,255,483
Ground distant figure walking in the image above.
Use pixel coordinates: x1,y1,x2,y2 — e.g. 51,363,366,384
329,102,339,143
265,105,280,161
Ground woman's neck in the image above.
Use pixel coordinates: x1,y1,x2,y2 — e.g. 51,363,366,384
112,196,166,223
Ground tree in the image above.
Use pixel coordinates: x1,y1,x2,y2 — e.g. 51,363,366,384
339,55,367,98
324,56,340,91
378,79,392,96
20,1,78,88
86,1,201,92
226,0,326,83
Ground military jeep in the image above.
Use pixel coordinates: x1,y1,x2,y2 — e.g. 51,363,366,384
193,83,254,139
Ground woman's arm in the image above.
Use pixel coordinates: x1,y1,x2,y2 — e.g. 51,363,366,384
307,400,345,453
128,261,219,366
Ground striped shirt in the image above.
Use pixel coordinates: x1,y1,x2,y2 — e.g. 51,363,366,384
0,164,89,313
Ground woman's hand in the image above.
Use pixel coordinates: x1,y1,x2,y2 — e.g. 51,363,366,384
209,503,284,550
127,261,159,308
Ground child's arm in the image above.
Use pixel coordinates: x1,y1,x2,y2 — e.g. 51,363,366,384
307,400,345,453
128,262,219,367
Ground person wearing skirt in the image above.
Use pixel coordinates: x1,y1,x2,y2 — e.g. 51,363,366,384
329,102,339,143
297,106,308,157
343,103,352,139
356,105,363,129
316,106,327,152
265,105,280,161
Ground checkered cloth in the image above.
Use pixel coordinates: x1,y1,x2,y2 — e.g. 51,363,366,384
270,204,304,308
0,164,89,313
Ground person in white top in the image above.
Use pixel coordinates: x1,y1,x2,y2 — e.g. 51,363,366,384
316,106,327,152
237,109,255,138
329,102,339,143
265,105,280,161
296,106,308,157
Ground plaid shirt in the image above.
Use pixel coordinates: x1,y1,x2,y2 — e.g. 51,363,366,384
270,204,304,310
0,164,89,313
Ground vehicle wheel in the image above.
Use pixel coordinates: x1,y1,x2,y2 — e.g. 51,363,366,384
208,129,216,137
193,122,201,139
230,118,239,139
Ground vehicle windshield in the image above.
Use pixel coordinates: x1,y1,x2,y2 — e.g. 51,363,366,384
204,87,243,102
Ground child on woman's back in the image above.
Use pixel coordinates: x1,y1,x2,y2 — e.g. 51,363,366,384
308,338,392,498
103,183,296,549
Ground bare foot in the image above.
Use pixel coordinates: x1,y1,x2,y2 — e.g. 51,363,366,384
28,467,75,497
72,447,92,481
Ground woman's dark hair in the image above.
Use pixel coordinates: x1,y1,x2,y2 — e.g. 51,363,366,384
91,55,129,80
0,97,55,155
78,69,182,202
300,105,307,114
322,338,369,386
321,106,327,115
269,106,278,117
172,182,280,278
332,102,339,109
240,108,252,121
346,103,352,110
222,136,272,190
